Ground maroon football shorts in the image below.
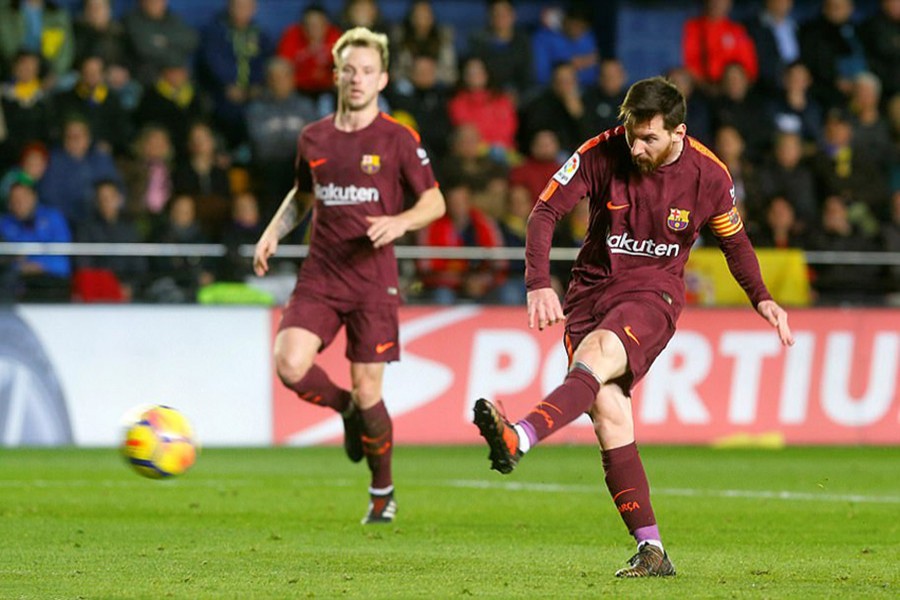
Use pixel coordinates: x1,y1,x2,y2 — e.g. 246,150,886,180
564,290,677,393
278,291,400,363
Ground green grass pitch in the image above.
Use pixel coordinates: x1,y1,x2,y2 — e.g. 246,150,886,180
1,445,898,598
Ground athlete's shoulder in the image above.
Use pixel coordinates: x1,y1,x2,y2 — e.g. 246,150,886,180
304,114,335,133
575,125,626,155
299,115,335,144
685,136,732,182
378,112,422,143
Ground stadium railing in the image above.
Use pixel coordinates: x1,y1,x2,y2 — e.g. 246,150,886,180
1,242,899,266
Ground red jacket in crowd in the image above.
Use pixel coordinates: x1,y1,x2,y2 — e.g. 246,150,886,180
277,23,343,94
682,16,758,84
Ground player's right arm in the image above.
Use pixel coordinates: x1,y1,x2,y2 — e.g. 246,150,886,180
253,185,312,276
525,140,600,330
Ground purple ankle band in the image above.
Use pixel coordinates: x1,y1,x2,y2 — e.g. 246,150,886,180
634,524,661,545
516,419,538,446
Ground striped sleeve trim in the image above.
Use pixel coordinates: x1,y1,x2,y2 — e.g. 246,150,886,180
688,137,732,180
709,207,744,237
379,112,422,143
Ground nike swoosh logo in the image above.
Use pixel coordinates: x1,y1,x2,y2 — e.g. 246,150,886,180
607,201,630,210
624,326,640,345
375,341,396,354
309,158,327,168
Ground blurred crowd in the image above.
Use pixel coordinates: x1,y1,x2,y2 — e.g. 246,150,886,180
0,0,897,306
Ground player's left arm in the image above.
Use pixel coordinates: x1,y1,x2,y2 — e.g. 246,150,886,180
710,184,794,346
366,186,446,249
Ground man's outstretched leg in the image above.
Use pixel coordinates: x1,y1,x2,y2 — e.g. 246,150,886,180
591,384,675,578
275,328,364,462
473,363,600,473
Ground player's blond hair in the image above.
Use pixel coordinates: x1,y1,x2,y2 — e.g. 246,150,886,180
332,27,390,72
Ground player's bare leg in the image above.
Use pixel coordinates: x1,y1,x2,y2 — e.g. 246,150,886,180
274,327,363,462
351,362,396,524
591,382,675,577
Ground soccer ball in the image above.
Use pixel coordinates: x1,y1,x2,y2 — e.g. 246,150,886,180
121,405,197,479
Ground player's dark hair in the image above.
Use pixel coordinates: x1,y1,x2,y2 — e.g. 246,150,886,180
618,76,686,132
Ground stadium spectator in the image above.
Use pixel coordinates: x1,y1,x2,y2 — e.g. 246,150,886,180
743,0,801,97
390,0,457,89
0,181,71,301
437,124,507,205
245,57,318,215
53,55,130,154
750,194,807,248
123,0,198,87
805,194,883,304
74,0,139,112
549,196,589,293
467,0,533,98
74,179,147,300
813,107,889,231
508,129,563,203
386,53,452,160
0,0,75,87
38,116,122,224
473,77,793,578
712,125,761,226
0,51,53,169
276,4,342,100
666,66,713,146
198,0,273,150
847,72,895,211
756,131,820,231
531,5,599,88
219,190,262,282
338,0,390,36
447,56,518,158
496,183,532,304
134,61,205,157
172,122,233,240
859,0,900,100
252,28,446,524
146,193,214,303
582,58,629,136
517,62,592,155
0,141,48,210
682,0,758,91
74,0,127,66
767,60,824,146
710,62,773,161
798,0,867,109
118,125,173,232
417,180,506,304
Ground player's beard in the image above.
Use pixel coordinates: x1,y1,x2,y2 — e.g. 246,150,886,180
632,137,676,174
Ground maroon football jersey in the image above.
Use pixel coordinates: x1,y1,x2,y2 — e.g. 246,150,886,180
295,112,437,303
526,126,771,316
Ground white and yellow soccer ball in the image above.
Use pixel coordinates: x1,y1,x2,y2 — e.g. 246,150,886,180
121,405,197,479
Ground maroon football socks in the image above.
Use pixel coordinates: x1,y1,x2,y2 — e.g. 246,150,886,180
287,364,352,413
518,366,600,445
601,442,660,545
360,400,393,492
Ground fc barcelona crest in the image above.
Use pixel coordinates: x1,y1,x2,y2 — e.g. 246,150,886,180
361,154,381,174
667,208,690,231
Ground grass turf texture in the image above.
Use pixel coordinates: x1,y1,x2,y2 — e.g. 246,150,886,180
1,446,898,598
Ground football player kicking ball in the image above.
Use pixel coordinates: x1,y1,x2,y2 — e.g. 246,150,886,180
254,27,444,524
473,77,794,575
